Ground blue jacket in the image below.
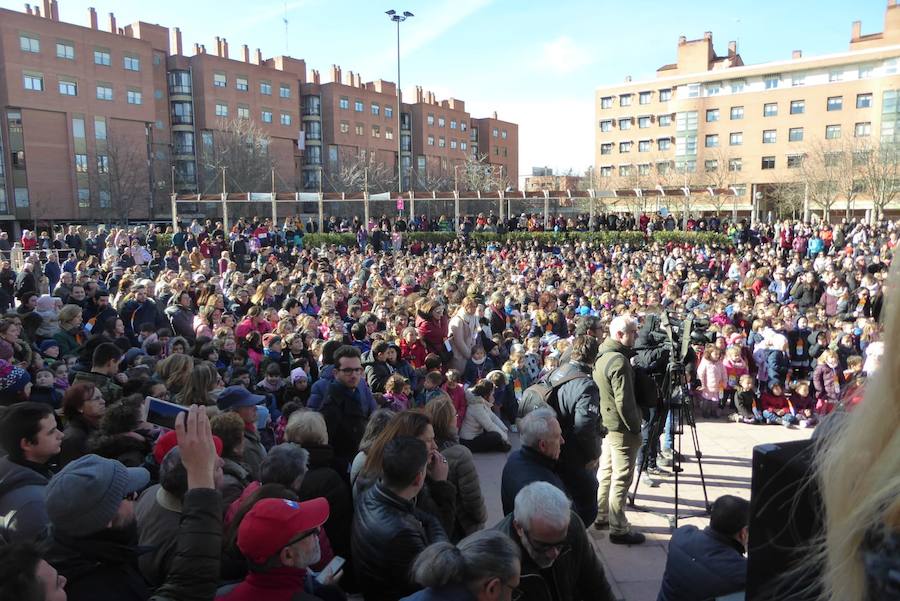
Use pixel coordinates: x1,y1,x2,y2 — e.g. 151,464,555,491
657,525,746,601
307,364,377,416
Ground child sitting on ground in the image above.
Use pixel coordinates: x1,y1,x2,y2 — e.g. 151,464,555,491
463,345,494,386
29,368,63,409
735,374,759,424
723,344,749,413
790,380,817,428
422,371,445,405
443,369,467,428
382,373,411,412
760,382,797,427
399,327,427,369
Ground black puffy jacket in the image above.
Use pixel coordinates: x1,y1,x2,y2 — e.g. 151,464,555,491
351,482,448,601
550,361,602,467
657,525,747,601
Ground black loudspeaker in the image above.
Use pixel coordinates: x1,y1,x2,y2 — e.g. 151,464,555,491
746,439,822,601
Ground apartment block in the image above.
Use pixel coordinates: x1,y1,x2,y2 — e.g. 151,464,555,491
0,1,518,228
594,1,900,218
471,113,519,188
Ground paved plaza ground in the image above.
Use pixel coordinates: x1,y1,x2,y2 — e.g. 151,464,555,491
472,418,814,601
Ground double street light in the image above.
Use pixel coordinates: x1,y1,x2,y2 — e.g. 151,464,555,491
386,9,413,195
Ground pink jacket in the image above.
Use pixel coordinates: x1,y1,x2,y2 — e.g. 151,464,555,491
723,357,749,391
696,358,727,402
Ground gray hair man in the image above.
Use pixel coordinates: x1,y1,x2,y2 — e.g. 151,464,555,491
593,315,646,545
496,482,615,601
500,408,567,515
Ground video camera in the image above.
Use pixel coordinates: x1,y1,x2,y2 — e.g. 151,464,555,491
657,311,713,366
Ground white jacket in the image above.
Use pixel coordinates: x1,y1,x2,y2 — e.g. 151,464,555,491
459,397,508,442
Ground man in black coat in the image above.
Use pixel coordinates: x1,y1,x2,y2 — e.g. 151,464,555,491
657,495,749,601
500,408,567,516
352,437,447,601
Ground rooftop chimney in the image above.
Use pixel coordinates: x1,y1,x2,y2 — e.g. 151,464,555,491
416,86,423,103
222,38,229,59
254,48,262,64
728,40,736,56
34,5,40,16
25,4,32,15
331,65,342,83
346,70,354,86
88,7,98,29
703,31,712,40
625,75,632,82
242,44,250,62
49,0,58,20
215,36,222,56
678,35,687,45
312,69,320,84
193,43,201,55
852,20,862,39
201,44,207,54
42,0,50,18
792,49,802,59
492,111,498,119
170,27,183,55
108,12,116,33
354,72,362,87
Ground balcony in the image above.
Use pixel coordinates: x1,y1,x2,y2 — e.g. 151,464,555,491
302,106,321,117
168,84,192,95
304,155,322,166
305,131,322,141
171,115,193,126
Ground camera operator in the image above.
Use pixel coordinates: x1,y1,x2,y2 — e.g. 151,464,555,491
632,309,670,487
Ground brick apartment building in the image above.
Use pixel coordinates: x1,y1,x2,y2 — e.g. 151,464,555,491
594,1,900,219
0,1,518,230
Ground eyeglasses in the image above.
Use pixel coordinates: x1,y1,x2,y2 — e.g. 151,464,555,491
337,367,364,374
284,526,320,548
521,528,570,555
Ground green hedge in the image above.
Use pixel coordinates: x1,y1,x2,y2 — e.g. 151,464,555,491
303,230,731,249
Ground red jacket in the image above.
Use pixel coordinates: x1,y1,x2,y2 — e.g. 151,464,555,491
416,314,448,356
399,339,427,369
760,391,788,413
443,383,467,428
216,567,316,601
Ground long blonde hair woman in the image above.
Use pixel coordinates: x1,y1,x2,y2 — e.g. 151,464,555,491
815,263,899,600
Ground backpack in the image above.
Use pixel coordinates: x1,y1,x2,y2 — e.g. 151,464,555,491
320,384,368,461
517,368,590,420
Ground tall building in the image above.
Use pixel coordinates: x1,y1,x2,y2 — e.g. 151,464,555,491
594,1,900,218
0,1,518,229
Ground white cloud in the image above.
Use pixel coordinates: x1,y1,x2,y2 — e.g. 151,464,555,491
535,35,593,75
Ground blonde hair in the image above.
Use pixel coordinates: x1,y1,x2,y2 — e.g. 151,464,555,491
815,260,900,601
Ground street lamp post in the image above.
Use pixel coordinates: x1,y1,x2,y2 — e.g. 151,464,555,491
386,9,413,198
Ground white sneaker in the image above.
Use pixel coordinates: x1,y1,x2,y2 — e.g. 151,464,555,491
641,473,660,488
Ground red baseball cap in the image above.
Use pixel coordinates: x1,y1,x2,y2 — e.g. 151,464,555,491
152,430,223,465
237,497,330,564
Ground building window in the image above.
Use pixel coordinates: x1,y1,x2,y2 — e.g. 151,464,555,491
762,129,777,144
215,103,228,117
601,143,613,155
450,139,457,149
353,123,363,136
705,134,719,148
386,128,394,140
460,141,467,151
502,129,508,139
213,73,226,88
639,91,652,105
790,100,805,115
371,103,380,116
675,111,698,131
825,124,841,139
96,84,113,100
706,109,719,122
601,96,613,109
659,88,672,102
74,154,88,173
280,113,291,126
56,41,74,60
764,75,780,89
98,190,110,208
789,127,804,142
619,118,632,130
730,80,745,94
123,55,140,71
729,132,743,146
827,96,843,111
705,82,721,96
638,140,651,152
638,116,651,128
370,125,380,138
658,138,671,150
438,117,446,127
261,110,272,123
704,160,718,172
619,141,632,153
638,163,650,176
339,96,349,109
438,137,446,147
620,94,632,106
600,166,613,177
599,120,612,132
857,93,872,108
685,83,701,98
728,158,742,172
23,73,43,91
791,73,806,87
787,154,804,168
385,106,393,118
237,106,249,119
427,135,434,146
658,114,672,126
855,122,872,137
236,77,248,91
450,120,457,129
730,106,744,120
619,165,632,177
97,155,109,174
859,65,874,79
260,81,272,95
492,128,499,138
763,103,778,117
427,114,435,126
280,84,290,98
828,69,843,82
94,49,111,65
20,34,40,53
761,156,776,169
95,117,107,140
58,80,77,96
77,188,90,208
127,89,142,105
460,121,467,132
340,121,349,133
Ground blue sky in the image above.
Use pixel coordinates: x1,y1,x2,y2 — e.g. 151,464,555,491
4,0,888,185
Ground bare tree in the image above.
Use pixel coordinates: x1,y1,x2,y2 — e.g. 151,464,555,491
91,127,148,225
458,154,509,192
857,139,900,222
797,138,864,223
768,175,806,220
198,118,277,194
328,149,395,194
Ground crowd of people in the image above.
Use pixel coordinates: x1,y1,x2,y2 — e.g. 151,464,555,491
0,211,894,601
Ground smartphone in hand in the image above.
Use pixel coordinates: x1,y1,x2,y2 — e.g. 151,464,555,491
315,555,345,585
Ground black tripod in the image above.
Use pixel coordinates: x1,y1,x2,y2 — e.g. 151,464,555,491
628,360,711,529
